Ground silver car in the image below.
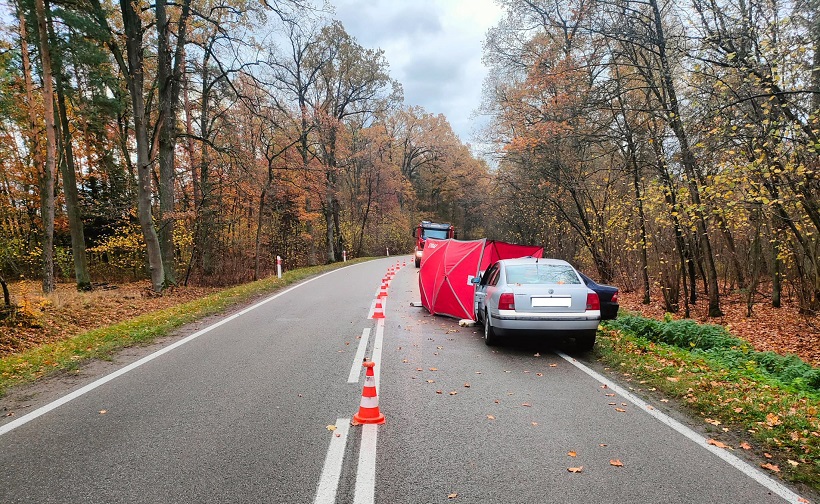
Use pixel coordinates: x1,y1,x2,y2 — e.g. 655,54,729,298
473,258,601,349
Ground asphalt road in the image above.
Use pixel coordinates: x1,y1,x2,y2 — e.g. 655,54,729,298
0,257,812,503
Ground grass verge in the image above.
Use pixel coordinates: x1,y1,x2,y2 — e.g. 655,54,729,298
0,258,376,397
595,315,820,492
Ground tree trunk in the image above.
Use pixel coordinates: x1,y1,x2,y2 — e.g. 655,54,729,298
47,3,91,291
649,0,721,316
771,223,782,308
33,0,57,294
121,0,164,292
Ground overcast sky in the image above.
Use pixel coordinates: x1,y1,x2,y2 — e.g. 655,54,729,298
329,0,504,148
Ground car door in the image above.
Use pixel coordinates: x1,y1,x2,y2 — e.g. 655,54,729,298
474,263,498,321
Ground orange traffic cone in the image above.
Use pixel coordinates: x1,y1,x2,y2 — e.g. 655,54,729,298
372,300,385,319
352,361,385,425
402,260,406,267
377,285,388,298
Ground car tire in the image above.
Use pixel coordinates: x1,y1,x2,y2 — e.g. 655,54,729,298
575,330,596,352
484,310,498,346
415,256,421,268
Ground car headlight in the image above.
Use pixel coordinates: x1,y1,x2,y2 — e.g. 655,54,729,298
415,250,423,257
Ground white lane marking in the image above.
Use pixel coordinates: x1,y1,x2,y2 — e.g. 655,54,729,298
556,351,808,504
373,318,385,393
313,417,351,504
348,328,371,383
0,262,373,437
353,424,379,504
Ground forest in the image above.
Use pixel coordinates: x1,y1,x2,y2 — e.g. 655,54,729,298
483,0,820,317
0,0,488,296
1,0,819,324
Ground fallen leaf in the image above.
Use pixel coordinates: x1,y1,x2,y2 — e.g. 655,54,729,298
416,368,423,371
705,418,721,426
401,359,408,363
666,377,679,382
707,439,729,449
521,402,532,407
99,410,107,415
487,415,495,420
534,353,541,357
536,373,543,377
549,364,557,367
599,444,607,447
605,393,615,397
660,399,669,403
646,406,654,410
733,407,743,413
475,371,482,374
429,368,438,371
567,451,577,457
494,400,500,404
531,422,538,426
426,380,435,383
760,463,780,472
610,459,624,467
765,413,782,426
449,391,458,395
615,408,626,413
335,433,341,437
608,402,617,405
326,425,337,431
448,493,458,499
787,459,799,467
739,441,751,450
763,453,772,459
567,466,583,473
600,384,608,389
464,383,471,388
436,390,443,394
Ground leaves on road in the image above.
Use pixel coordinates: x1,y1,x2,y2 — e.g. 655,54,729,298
429,368,438,371
787,459,799,467
549,364,557,367
534,353,541,357
436,390,443,394
567,466,583,473
536,372,543,377
706,439,729,449
464,383,471,388
739,441,751,450
567,451,577,457
610,459,624,467
521,402,532,407
760,463,780,472
98,410,107,415
326,425,337,431
449,391,458,396
614,408,626,413
448,493,458,499
487,415,495,420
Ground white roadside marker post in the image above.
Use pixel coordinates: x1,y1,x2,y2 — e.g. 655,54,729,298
276,255,282,279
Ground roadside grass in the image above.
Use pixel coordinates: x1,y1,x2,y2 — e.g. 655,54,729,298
595,314,820,491
0,258,376,397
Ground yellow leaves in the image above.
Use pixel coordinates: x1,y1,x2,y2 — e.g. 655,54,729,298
765,413,782,426
326,425,337,431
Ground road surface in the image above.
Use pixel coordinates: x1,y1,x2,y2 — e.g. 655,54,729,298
0,257,812,503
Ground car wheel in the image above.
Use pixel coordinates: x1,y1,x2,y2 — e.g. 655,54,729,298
484,310,498,346
575,330,596,352
415,256,421,268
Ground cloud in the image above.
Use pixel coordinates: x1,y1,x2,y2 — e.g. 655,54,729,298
330,0,502,144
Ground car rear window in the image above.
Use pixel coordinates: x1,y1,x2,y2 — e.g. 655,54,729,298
504,264,581,285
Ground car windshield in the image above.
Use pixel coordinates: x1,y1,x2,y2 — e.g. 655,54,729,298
421,228,448,240
505,264,581,285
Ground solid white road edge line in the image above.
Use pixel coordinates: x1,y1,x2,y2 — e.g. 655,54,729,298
0,261,373,438
556,351,808,504
348,328,371,383
313,417,351,504
353,424,378,504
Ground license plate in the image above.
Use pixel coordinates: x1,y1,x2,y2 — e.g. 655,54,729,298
531,297,571,307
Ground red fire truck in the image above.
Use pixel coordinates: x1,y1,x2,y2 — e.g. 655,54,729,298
412,220,455,267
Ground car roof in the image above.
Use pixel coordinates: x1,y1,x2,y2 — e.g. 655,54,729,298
498,257,573,267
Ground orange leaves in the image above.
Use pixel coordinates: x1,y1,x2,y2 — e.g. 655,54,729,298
567,466,583,473
706,439,729,449
609,459,624,467
567,451,577,457
760,463,780,473
765,413,782,427
739,441,751,450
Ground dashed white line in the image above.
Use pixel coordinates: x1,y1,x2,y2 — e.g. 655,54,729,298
353,424,379,504
0,262,371,438
348,328,371,383
313,417,351,504
556,351,808,504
